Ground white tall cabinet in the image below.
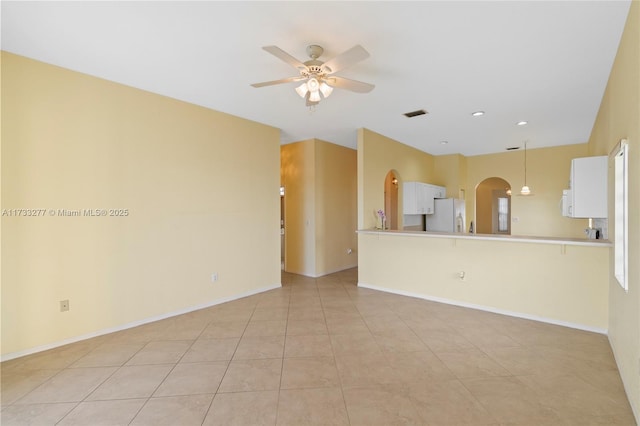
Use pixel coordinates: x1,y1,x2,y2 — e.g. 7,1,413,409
563,156,607,218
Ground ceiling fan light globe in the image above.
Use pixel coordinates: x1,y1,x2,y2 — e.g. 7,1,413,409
307,78,320,91
295,83,308,98
319,82,333,98
520,185,531,195
309,90,321,102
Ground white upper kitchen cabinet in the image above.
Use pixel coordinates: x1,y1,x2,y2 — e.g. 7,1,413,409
566,156,607,218
403,182,425,214
403,182,446,214
426,184,446,200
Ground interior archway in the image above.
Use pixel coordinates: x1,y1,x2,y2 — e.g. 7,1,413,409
384,170,399,230
475,177,511,235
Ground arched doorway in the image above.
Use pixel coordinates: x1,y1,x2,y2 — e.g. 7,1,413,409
384,171,399,230
475,177,511,234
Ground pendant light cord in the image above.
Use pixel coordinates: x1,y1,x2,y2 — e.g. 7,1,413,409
520,140,532,195
524,141,527,185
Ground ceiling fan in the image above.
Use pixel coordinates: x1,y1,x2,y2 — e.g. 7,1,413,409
251,44,375,107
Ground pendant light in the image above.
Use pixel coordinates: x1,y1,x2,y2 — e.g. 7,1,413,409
520,140,532,195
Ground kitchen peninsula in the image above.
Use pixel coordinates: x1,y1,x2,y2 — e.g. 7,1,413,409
357,229,611,332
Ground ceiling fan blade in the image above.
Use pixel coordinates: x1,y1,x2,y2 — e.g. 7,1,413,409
251,76,305,88
326,76,375,93
322,45,370,74
262,46,307,70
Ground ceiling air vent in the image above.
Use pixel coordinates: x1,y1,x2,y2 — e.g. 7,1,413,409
404,109,428,118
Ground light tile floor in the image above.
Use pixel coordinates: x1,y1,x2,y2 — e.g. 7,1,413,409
1,268,636,425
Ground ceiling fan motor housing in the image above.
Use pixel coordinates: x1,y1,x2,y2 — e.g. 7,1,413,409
306,44,324,59
303,45,331,76
303,64,325,78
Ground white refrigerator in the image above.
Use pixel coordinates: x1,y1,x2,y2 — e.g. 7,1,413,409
426,198,465,233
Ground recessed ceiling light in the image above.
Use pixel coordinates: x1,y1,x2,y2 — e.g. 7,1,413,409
440,141,448,145
471,111,485,117
517,121,528,126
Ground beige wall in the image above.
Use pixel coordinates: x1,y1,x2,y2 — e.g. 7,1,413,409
433,153,467,200
314,140,358,275
465,144,590,238
357,128,435,229
355,112,610,332
281,140,316,276
1,53,281,358
588,0,640,420
281,139,357,277
359,233,609,330
358,127,590,239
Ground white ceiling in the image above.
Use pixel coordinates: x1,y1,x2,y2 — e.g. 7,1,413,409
1,1,631,156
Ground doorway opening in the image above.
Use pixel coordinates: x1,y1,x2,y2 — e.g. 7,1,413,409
475,177,511,235
384,171,399,230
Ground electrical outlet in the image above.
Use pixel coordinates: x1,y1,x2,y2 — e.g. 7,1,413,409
211,273,218,283
60,299,69,312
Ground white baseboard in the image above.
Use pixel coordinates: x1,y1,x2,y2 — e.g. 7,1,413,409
1,283,282,362
358,282,607,335
313,264,359,278
608,336,640,424
285,264,358,279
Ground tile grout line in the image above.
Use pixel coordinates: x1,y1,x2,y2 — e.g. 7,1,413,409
335,279,354,426
274,280,295,426
78,341,150,424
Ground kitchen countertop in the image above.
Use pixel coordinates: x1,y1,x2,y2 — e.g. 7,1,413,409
357,229,612,247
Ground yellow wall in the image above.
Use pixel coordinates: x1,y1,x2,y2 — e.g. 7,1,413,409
433,153,467,200
281,140,316,276
358,232,609,330
355,114,610,332
465,144,590,238
1,52,281,358
357,128,435,229
314,140,358,275
588,0,640,419
281,139,357,277
358,127,590,239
